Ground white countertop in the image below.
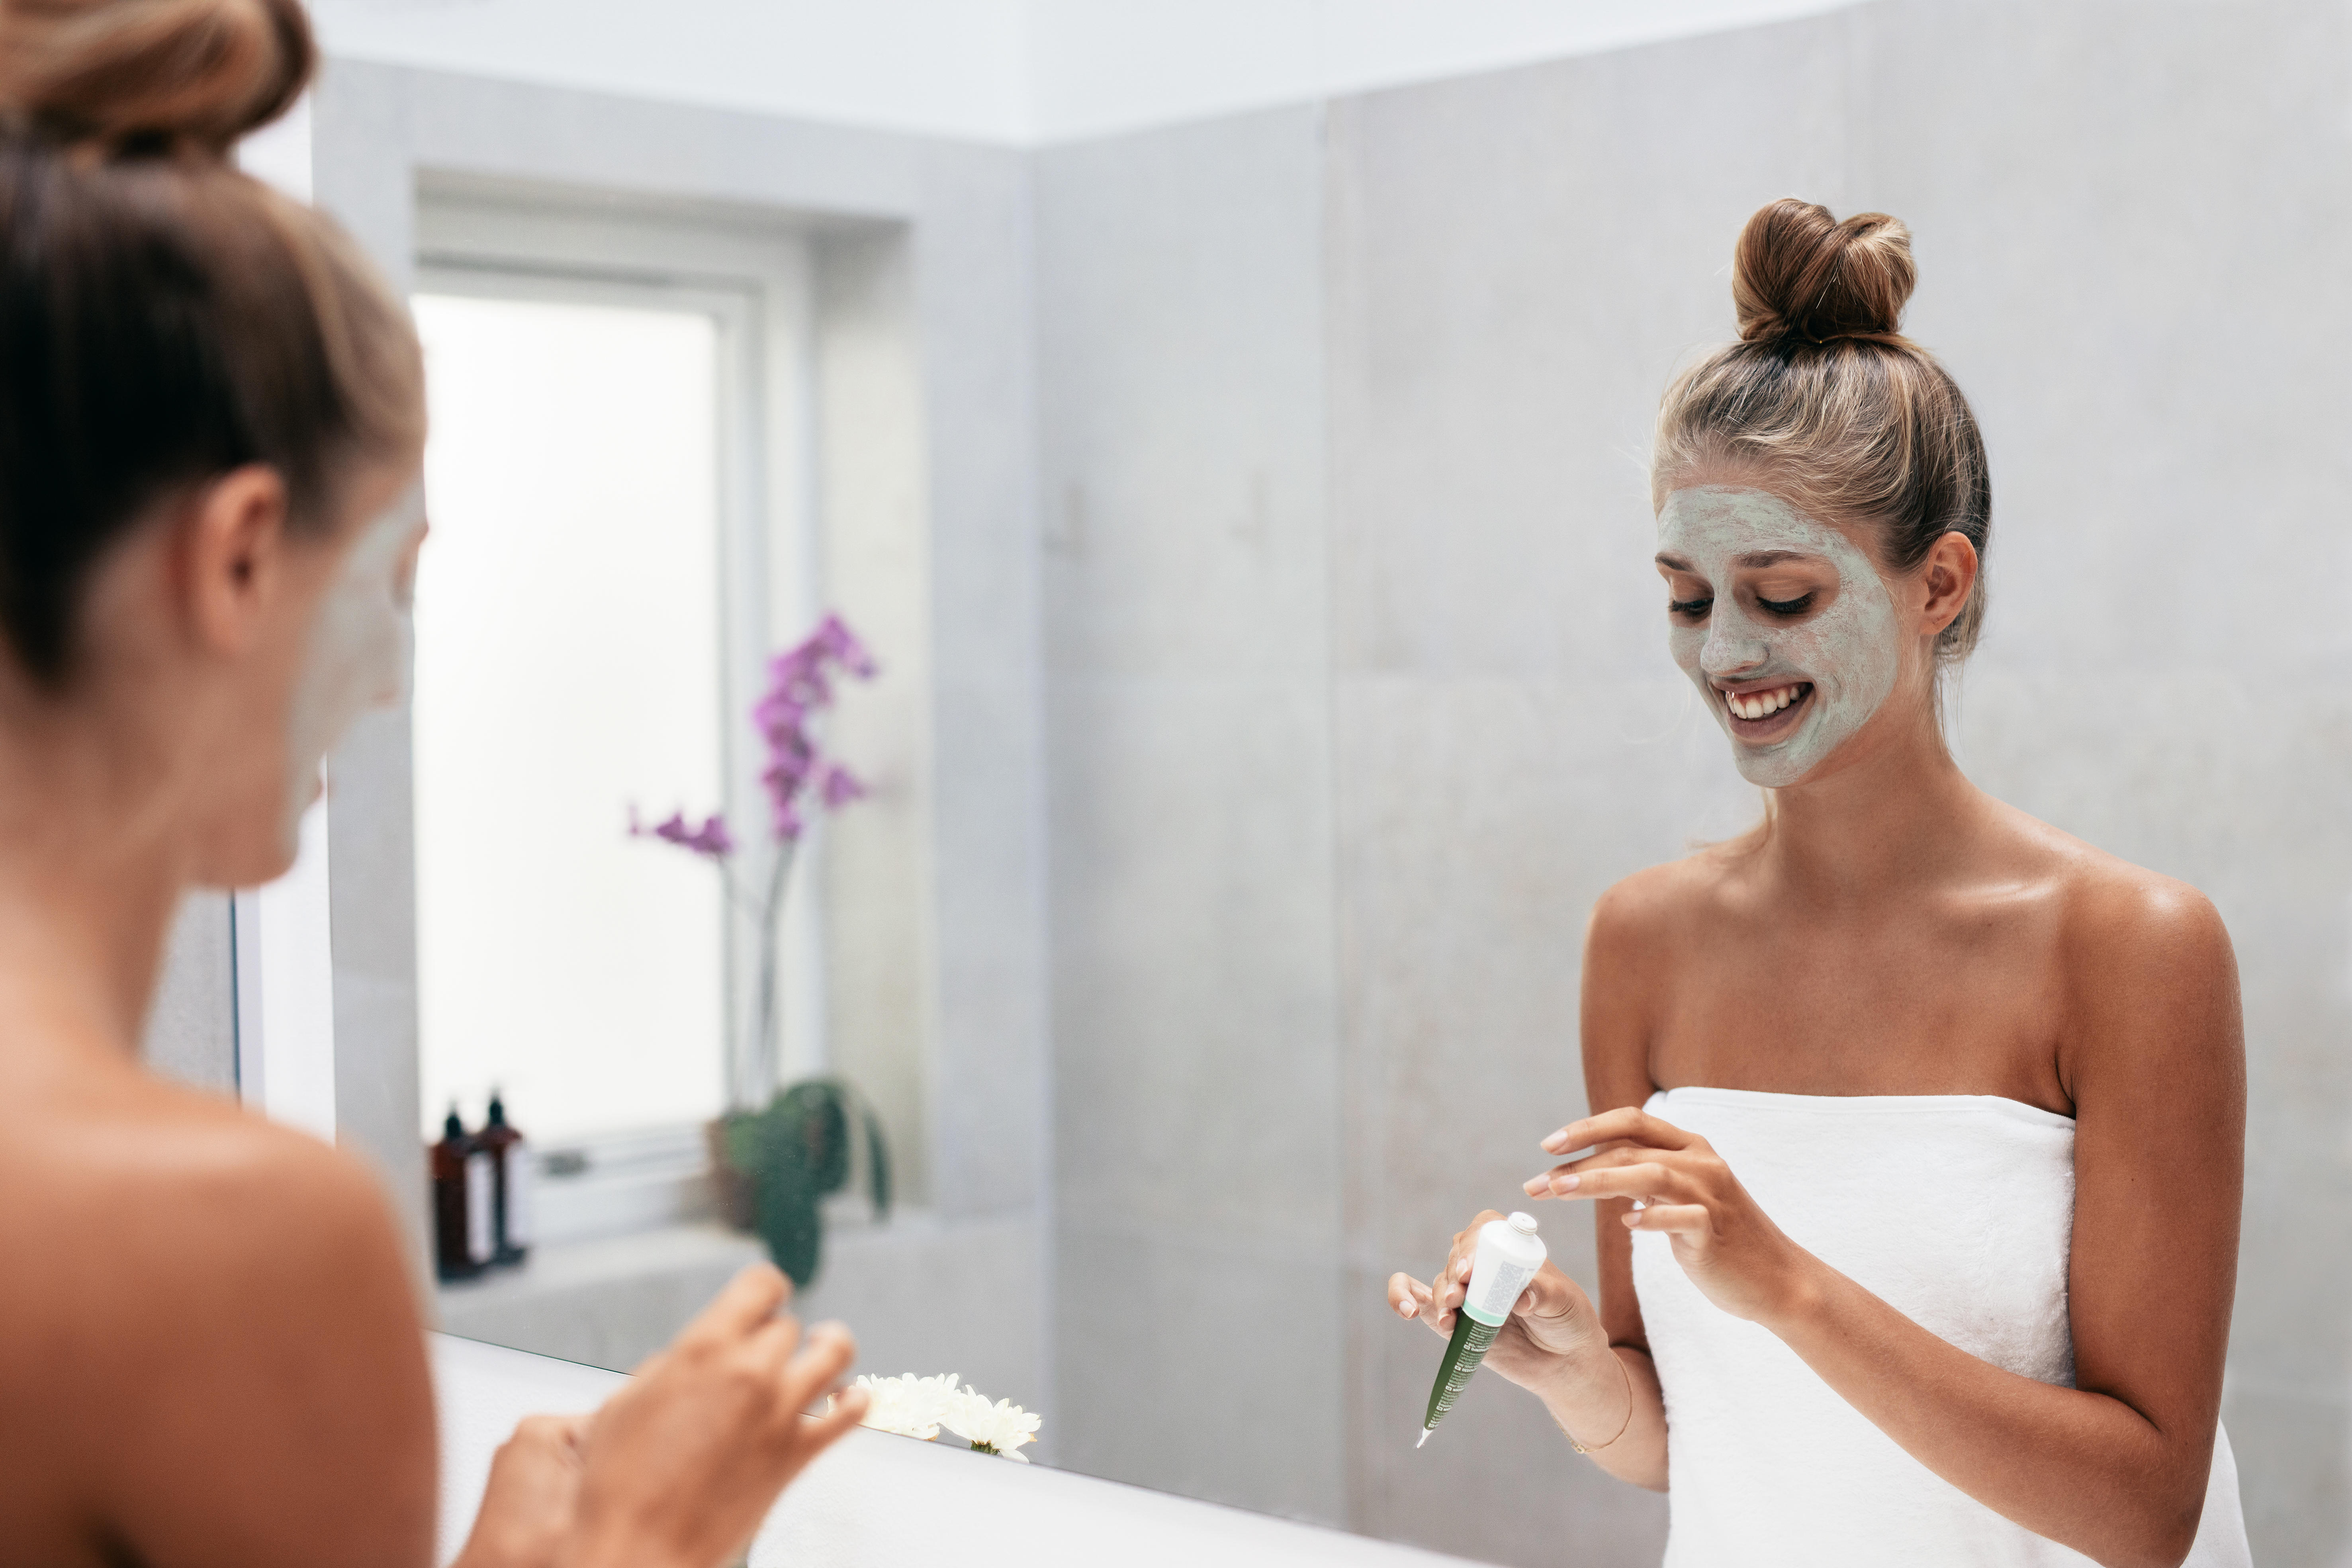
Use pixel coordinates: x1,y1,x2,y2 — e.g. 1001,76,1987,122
432,1333,1482,1567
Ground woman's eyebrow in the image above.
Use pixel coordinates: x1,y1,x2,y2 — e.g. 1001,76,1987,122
1655,552,1696,571
1736,549,1820,567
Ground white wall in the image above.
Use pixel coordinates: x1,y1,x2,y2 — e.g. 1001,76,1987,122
309,0,1858,144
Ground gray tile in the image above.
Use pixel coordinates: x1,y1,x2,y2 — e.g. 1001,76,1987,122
1037,106,1329,679
142,894,237,1096
2223,1386,2350,1568
1054,1223,1347,1524
1049,675,1341,1246
1325,20,1851,680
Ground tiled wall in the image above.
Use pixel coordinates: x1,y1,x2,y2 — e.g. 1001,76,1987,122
1039,2,2352,1563
1038,105,1346,1521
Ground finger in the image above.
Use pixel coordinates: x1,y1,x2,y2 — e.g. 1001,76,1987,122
746,1310,806,1372
1510,1265,1580,1323
781,1322,859,1409
1443,1225,1487,1295
802,1382,872,1448
1397,1276,1451,1335
1540,1106,1696,1157
679,1263,792,1347
1548,1161,1691,1206
1387,1272,1422,1320
509,1413,575,1448
1626,1202,1711,1234
1527,1143,1686,1196
1439,1253,1471,1313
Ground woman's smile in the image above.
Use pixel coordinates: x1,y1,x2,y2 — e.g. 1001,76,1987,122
1717,678,1814,741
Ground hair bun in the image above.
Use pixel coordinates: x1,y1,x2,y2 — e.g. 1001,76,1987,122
0,0,314,155
1731,197,1916,347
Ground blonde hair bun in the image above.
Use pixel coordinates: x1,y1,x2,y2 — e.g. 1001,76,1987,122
0,0,313,155
1731,197,1917,348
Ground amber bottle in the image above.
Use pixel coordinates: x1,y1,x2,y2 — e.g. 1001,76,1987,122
431,1106,492,1282
478,1091,531,1267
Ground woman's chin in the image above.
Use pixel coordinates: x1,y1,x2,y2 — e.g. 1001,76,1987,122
192,846,299,891
187,810,305,890
1728,724,1828,790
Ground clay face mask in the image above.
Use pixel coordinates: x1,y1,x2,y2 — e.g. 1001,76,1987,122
282,480,426,846
1656,486,1900,789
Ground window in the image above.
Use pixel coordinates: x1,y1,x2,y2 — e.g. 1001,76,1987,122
411,190,821,1241
412,291,729,1145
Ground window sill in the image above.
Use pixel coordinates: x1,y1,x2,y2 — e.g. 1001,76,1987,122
433,1208,1045,1395
436,1220,767,1368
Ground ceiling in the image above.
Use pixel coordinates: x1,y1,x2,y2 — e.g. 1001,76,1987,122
308,0,1863,145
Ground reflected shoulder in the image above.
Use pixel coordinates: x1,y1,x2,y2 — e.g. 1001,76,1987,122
1589,848,1738,950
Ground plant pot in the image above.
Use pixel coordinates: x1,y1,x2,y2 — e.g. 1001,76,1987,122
705,1117,757,1232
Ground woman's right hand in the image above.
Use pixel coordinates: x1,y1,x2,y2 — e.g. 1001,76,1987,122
562,1264,869,1568
1385,1209,1606,1392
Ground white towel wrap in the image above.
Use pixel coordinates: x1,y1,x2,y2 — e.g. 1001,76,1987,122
1630,1086,2250,1566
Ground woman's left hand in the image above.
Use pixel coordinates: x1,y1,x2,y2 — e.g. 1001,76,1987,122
452,1414,588,1568
1525,1106,1816,1326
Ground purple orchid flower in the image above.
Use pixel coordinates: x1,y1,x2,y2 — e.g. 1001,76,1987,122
628,805,736,861
751,615,879,840
625,613,877,1112
818,764,867,810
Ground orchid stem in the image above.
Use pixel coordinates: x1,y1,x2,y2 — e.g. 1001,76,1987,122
746,837,796,1111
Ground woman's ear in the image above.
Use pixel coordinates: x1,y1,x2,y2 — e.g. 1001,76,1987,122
180,465,291,657
1918,530,1979,639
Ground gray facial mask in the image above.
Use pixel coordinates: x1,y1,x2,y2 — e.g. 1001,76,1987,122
282,481,425,846
1657,486,1900,789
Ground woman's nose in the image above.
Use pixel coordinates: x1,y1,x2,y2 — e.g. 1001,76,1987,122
1700,611,1769,677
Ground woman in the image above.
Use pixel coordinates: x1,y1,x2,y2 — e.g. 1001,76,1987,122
0,2,866,1563
1389,200,2250,1566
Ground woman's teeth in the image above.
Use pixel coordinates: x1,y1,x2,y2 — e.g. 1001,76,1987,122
1724,684,1803,720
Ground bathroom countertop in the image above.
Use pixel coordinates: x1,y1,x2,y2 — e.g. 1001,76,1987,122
432,1333,1483,1567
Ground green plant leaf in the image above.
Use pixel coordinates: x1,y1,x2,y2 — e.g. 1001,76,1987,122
733,1077,896,1286
777,1080,851,1194
862,1101,892,1217
750,1145,824,1286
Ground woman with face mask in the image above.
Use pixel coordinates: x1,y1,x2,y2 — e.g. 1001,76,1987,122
0,2,867,1564
1390,200,2251,1566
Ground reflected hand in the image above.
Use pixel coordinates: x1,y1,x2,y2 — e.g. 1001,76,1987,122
453,1414,588,1568
1385,1208,1605,1391
1524,1106,1810,1325
563,1265,868,1568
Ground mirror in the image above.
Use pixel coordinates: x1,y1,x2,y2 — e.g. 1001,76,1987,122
301,5,2334,1565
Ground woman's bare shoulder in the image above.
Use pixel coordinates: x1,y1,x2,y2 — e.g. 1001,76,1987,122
1979,803,2240,1100
0,1061,436,1559
1581,846,1751,1100
1587,839,1753,959
1986,801,2230,963
0,1063,420,1376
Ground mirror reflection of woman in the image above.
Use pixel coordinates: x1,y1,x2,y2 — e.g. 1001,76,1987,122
1391,200,2251,1566
0,2,866,1563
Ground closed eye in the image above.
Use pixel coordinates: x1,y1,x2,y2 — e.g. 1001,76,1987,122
1757,593,1814,617
1667,596,1712,617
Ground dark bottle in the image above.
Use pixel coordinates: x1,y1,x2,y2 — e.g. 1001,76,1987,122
430,1106,493,1282
478,1091,532,1267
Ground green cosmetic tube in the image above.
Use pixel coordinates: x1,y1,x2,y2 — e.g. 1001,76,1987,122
1419,1211,1545,1448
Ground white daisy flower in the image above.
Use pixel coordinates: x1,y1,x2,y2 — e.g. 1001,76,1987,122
842,1372,961,1441
941,1384,1043,1461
